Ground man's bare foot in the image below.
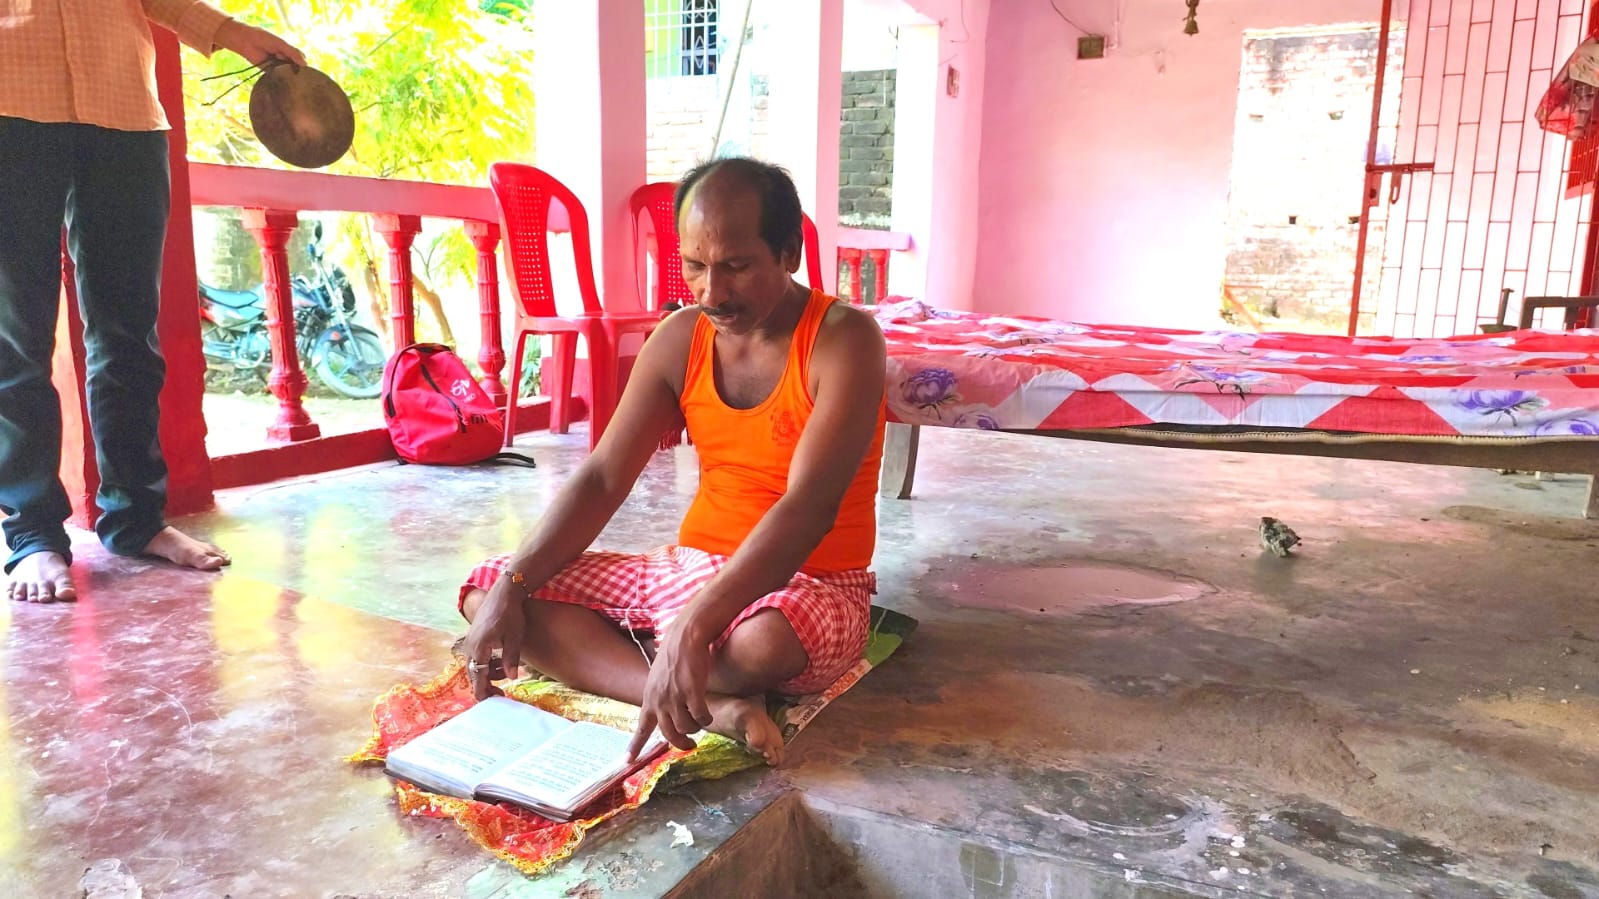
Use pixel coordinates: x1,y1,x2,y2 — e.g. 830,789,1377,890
708,693,784,766
6,551,76,603
142,526,230,571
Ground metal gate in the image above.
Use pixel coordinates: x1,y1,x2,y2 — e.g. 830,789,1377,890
1350,0,1599,337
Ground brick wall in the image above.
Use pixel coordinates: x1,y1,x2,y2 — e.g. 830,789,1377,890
839,69,895,228
645,74,772,183
645,69,896,228
749,74,770,161
1223,28,1404,332
647,76,724,183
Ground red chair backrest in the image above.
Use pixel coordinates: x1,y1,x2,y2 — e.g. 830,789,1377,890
630,182,696,312
800,213,825,290
489,162,603,318
630,179,829,299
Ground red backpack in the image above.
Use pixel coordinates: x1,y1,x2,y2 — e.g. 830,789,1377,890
382,343,534,467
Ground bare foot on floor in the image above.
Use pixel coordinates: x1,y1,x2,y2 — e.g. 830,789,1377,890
708,693,785,766
6,552,76,603
142,526,230,571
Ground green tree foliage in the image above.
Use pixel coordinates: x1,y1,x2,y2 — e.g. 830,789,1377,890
183,0,536,347
184,0,535,183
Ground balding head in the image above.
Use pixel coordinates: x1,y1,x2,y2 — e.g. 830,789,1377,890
674,157,804,262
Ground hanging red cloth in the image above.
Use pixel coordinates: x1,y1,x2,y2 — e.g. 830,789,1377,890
1536,36,1599,139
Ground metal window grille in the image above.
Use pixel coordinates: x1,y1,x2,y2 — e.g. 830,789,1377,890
1351,0,1599,337
645,0,719,79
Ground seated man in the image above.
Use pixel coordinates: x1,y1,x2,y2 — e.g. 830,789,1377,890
460,158,886,766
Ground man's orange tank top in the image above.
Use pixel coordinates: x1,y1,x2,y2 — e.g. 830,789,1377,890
676,289,885,573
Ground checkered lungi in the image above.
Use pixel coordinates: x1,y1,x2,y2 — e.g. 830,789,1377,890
460,545,875,695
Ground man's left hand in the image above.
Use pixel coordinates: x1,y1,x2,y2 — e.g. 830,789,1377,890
216,20,307,69
627,624,714,760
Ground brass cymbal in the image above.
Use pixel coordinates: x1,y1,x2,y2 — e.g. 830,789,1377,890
248,63,355,170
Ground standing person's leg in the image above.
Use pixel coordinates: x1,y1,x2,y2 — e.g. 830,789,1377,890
0,117,78,603
65,125,226,570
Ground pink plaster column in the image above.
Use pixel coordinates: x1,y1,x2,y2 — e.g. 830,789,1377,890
53,254,96,527
533,0,646,316
870,249,889,303
243,208,320,442
765,0,844,294
890,3,990,312
374,214,422,349
464,220,508,406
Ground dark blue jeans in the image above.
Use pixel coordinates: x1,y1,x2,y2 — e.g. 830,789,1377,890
0,116,172,572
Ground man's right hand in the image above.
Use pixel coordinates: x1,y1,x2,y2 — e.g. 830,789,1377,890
215,19,307,69
458,311,694,703
462,577,528,701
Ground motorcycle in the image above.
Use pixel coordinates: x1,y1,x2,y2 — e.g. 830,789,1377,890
199,221,387,400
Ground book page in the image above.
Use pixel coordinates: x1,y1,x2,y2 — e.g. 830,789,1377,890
481,721,663,812
385,696,570,798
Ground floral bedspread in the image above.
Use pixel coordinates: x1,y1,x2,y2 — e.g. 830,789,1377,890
873,299,1599,438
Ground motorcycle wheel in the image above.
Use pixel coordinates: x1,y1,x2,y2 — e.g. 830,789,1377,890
313,325,387,399
201,320,270,393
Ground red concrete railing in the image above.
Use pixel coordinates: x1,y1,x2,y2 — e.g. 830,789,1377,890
835,227,912,303
188,163,574,441
189,165,910,487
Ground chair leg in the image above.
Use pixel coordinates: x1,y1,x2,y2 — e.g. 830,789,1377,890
589,322,656,451
503,331,527,448
547,332,578,435
587,326,618,452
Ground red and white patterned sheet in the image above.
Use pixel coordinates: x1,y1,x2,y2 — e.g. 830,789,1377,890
872,299,1599,438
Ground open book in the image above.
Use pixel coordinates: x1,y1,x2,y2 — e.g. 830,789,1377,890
384,696,668,822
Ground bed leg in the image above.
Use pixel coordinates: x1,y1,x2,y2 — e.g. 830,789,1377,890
880,423,920,500
1586,475,1598,520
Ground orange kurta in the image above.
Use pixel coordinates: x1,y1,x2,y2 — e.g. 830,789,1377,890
676,290,885,573
0,0,231,132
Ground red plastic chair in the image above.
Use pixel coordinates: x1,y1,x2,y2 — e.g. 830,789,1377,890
629,181,828,306
629,182,695,312
799,213,825,290
490,163,662,450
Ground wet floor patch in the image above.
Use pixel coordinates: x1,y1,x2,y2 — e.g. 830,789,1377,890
936,561,1214,616
1442,505,1599,542
1013,769,1200,841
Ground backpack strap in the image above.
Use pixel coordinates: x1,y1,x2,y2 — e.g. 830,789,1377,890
479,451,537,468
381,344,414,418
415,360,468,434
382,342,452,418
396,451,534,468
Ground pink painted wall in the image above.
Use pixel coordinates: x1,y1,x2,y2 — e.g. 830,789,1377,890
901,0,992,312
976,0,1380,329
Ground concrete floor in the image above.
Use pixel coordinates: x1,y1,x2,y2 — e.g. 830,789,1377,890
4,427,1598,897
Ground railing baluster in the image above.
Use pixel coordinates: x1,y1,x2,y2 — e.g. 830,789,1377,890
465,220,508,406
242,208,320,441
870,249,888,303
375,214,423,349
839,248,865,303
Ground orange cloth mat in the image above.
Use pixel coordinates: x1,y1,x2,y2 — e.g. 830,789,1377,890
346,659,753,876
347,608,915,875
